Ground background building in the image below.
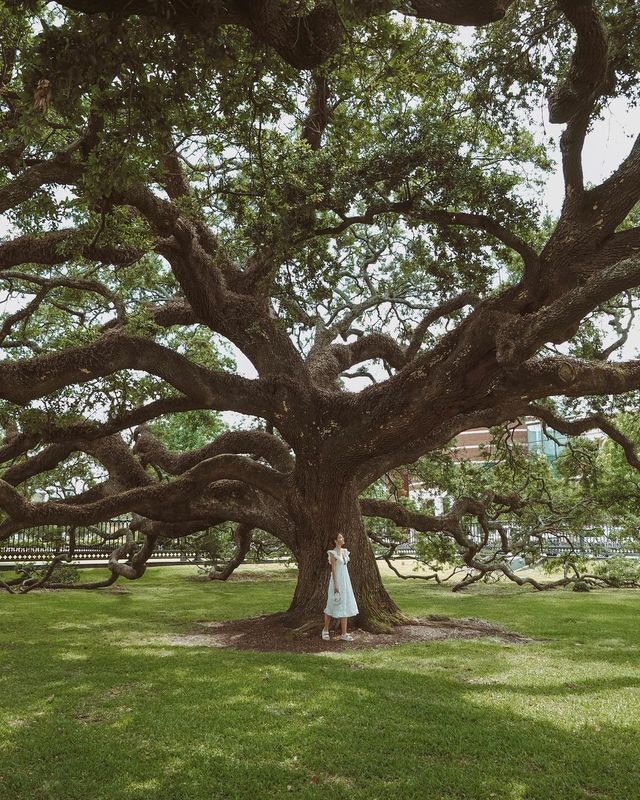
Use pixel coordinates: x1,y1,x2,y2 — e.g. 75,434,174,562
450,420,569,463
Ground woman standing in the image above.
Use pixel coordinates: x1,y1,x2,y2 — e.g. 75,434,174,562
321,532,359,641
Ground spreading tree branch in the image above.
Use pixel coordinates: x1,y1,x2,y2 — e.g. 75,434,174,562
0,330,269,417
527,403,640,470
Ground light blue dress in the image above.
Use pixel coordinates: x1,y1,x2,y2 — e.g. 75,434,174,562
324,548,359,618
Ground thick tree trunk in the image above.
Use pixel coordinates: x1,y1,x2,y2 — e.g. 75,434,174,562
283,479,409,633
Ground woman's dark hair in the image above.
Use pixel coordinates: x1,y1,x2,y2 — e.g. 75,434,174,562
328,533,342,547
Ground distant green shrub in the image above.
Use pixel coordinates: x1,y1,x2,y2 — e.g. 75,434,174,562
589,556,640,586
15,561,81,585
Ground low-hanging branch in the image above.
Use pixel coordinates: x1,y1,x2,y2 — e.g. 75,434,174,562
361,494,639,592
0,453,288,530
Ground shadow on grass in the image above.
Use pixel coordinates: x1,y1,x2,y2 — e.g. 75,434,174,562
1,637,639,800
2,573,639,799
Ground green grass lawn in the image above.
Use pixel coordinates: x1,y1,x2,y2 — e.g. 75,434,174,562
1,565,639,800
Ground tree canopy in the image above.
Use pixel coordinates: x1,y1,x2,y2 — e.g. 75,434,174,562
1,1,640,626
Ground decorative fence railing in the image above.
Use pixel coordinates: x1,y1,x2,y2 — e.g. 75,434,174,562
388,524,639,558
0,521,196,565
1,521,638,567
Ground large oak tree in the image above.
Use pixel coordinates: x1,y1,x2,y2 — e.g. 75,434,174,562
1,1,640,628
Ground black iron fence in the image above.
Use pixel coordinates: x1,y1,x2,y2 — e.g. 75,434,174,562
1,521,638,568
0,521,195,565
392,523,639,558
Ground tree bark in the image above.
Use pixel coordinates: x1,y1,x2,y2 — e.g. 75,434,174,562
283,478,408,633
209,524,253,581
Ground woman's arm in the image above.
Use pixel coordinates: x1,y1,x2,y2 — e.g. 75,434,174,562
330,554,339,593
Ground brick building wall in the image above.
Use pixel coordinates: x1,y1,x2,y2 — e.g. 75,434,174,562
451,424,529,462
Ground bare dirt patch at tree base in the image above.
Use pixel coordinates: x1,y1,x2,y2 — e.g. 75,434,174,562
169,613,539,653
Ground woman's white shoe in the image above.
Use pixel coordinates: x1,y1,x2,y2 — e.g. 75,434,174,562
340,633,354,641
321,629,330,640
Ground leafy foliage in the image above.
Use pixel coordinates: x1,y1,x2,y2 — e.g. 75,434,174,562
2,1,640,608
